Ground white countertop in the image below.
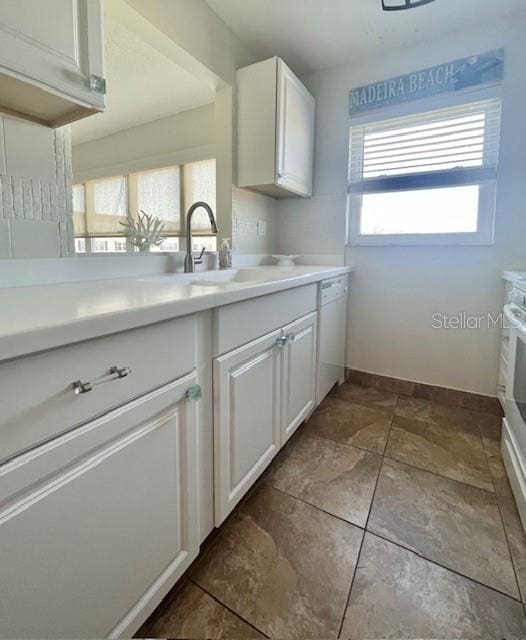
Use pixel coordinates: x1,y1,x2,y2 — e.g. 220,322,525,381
502,270,526,292
502,270,526,282
0,265,352,362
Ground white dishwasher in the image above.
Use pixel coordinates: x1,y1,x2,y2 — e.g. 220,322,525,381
317,275,349,405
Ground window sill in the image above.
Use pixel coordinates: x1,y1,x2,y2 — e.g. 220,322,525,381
347,233,495,247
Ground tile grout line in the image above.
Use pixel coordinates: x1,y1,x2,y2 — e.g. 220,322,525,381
188,578,270,638
284,430,384,462
336,395,399,638
278,391,523,610
310,400,499,495
269,484,367,530
280,392,517,632
381,451,496,495
479,437,525,607
386,402,497,494
268,465,524,605
366,528,524,604
373,395,522,605
475,414,526,606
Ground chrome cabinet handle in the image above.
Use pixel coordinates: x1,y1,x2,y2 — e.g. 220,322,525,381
72,365,132,395
276,335,289,347
186,384,202,401
276,334,295,348
110,365,131,379
72,380,93,395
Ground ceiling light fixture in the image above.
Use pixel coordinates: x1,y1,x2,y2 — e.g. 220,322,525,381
382,0,436,10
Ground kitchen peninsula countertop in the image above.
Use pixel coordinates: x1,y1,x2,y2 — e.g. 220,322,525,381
0,265,352,361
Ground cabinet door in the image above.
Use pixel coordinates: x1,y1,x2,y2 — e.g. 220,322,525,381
0,0,105,121
276,59,315,197
214,330,282,524
281,312,317,444
0,374,199,639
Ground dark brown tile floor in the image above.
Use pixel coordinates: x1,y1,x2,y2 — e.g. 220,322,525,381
138,384,526,639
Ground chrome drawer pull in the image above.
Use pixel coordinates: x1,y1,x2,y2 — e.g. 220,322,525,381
72,365,132,395
276,335,289,347
72,380,93,395
110,365,131,379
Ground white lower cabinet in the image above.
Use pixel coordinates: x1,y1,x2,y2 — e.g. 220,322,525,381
0,373,199,639
214,330,282,524
214,312,318,524
281,312,317,444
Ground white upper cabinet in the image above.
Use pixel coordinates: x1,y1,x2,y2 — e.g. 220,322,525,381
0,0,105,127
237,57,315,198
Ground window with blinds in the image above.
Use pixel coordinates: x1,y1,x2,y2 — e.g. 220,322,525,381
348,97,502,244
73,159,216,253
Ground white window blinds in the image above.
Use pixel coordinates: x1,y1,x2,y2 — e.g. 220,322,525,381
73,159,217,241
349,98,501,193
137,167,181,233
94,176,127,216
183,159,217,232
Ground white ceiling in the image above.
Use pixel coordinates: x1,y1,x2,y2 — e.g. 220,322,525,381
206,0,526,74
71,2,215,145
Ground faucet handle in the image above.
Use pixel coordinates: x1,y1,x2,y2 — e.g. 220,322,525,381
194,246,206,264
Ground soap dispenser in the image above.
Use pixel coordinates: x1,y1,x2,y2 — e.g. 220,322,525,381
219,237,232,269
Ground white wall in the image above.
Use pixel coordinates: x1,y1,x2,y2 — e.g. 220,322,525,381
125,0,252,87
72,104,215,182
0,115,73,258
278,15,526,396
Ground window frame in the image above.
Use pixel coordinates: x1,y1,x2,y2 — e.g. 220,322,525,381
347,87,501,247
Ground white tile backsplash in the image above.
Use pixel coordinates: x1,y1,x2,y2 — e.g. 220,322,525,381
0,115,72,258
232,186,278,254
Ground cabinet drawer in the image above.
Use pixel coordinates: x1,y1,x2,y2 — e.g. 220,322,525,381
213,284,317,356
0,315,196,462
0,373,199,638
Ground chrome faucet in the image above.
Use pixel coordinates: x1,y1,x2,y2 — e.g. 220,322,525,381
184,201,219,273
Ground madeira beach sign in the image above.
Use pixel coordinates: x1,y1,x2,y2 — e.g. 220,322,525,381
349,49,504,117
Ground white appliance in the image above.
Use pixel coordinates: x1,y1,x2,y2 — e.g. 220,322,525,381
316,276,349,404
503,284,526,530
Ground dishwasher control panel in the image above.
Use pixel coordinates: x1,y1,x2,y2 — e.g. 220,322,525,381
320,276,348,305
